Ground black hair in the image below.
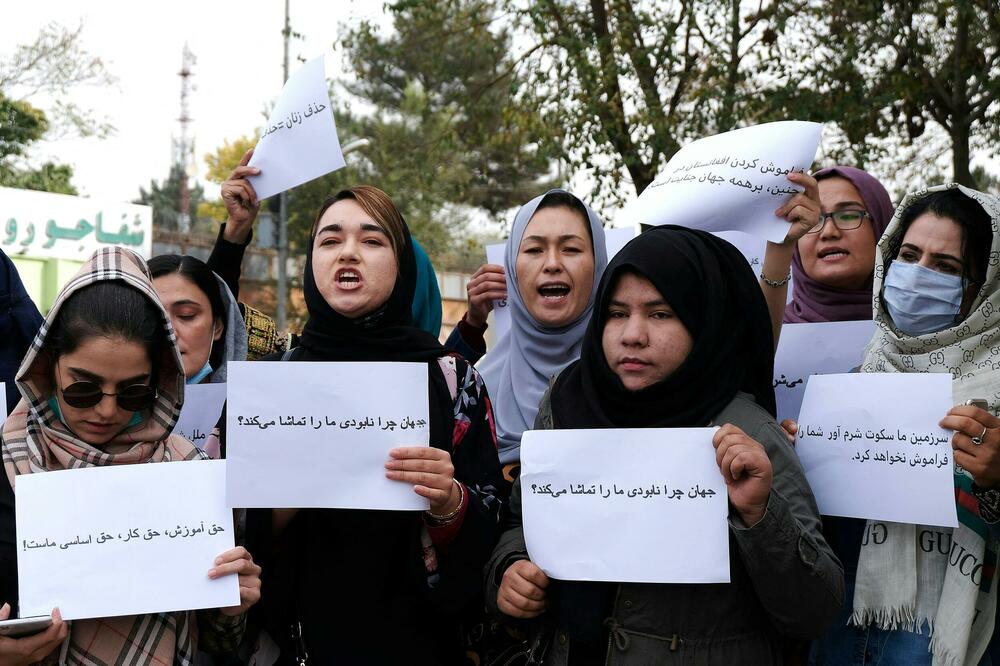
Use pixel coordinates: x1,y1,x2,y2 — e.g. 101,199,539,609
148,255,226,322
47,281,165,367
535,191,594,243
887,189,992,285
149,254,227,371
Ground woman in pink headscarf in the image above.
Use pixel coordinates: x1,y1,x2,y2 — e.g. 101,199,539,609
758,166,894,344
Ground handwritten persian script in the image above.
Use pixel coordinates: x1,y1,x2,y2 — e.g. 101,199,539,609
618,121,823,242
521,428,729,584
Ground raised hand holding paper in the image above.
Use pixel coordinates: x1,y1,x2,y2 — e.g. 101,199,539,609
16,460,237,620
247,56,346,199
225,361,430,510
794,373,958,527
173,383,227,456
620,121,822,242
520,428,729,584
773,321,876,423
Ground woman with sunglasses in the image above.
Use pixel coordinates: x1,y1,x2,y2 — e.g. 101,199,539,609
0,247,261,665
759,167,894,345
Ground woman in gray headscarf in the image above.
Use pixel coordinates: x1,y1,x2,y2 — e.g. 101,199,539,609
477,190,609,476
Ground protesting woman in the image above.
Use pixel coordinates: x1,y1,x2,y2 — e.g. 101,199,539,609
246,185,503,664
452,190,607,479
0,247,260,665
0,251,43,416
487,226,843,664
759,167,894,344
808,186,1000,665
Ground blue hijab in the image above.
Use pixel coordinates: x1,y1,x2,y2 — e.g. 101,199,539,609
410,238,443,337
0,250,43,415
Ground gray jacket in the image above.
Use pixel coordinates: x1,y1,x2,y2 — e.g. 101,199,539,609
485,391,844,665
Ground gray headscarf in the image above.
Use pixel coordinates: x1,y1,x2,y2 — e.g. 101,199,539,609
479,189,609,464
205,274,247,383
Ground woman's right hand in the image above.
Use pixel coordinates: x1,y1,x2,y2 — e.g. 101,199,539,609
465,264,506,328
220,148,261,244
0,603,67,665
497,559,548,619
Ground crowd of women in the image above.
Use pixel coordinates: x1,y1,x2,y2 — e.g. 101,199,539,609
0,143,998,665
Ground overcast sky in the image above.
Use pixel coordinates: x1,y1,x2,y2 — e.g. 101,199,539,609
2,0,388,203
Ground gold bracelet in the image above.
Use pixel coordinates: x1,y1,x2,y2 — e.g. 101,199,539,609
760,270,792,287
427,479,465,523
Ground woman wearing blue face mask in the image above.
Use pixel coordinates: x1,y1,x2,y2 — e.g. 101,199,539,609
809,185,1000,666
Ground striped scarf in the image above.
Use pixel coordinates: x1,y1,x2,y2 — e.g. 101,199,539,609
1,247,204,665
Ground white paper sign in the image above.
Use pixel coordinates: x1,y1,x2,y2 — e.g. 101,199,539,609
174,383,228,457
794,373,958,527
485,226,637,340
16,460,238,620
1,383,6,426
248,56,346,199
520,428,729,584
773,320,876,423
225,361,430,510
620,121,823,242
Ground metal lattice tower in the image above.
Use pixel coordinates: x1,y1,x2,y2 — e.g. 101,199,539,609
172,44,196,233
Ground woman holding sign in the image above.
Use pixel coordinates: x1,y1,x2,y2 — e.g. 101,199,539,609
0,247,261,664
807,186,1000,666
246,185,503,665
759,167,894,343
486,226,843,664
460,190,608,481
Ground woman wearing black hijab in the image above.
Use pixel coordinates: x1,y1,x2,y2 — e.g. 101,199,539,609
246,186,503,665
485,226,843,665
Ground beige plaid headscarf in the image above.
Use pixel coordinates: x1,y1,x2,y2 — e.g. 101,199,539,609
2,247,203,665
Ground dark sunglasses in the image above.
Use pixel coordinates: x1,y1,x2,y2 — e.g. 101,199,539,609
60,381,157,411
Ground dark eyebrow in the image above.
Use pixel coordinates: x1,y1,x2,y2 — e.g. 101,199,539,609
523,234,586,243
170,299,202,308
608,299,670,308
900,242,964,265
830,200,866,211
68,367,150,386
316,222,387,236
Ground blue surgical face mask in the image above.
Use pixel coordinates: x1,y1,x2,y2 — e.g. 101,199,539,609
186,361,213,385
883,260,967,336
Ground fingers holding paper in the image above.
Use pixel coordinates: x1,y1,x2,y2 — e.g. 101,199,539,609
209,546,262,616
497,559,549,619
714,424,772,527
220,148,261,242
0,603,67,665
385,446,459,514
775,172,821,244
466,264,507,328
941,405,1000,487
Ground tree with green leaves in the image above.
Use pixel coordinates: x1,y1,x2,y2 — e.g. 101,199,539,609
0,22,115,195
765,0,1000,188
507,0,800,205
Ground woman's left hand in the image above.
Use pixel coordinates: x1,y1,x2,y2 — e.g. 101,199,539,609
386,446,460,514
208,546,262,616
941,405,1000,487
714,424,772,527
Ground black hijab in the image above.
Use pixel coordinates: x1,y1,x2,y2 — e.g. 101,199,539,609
298,212,445,363
0,251,43,415
550,225,775,429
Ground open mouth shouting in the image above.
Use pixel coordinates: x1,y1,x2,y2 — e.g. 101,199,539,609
538,281,571,303
335,268,363,290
